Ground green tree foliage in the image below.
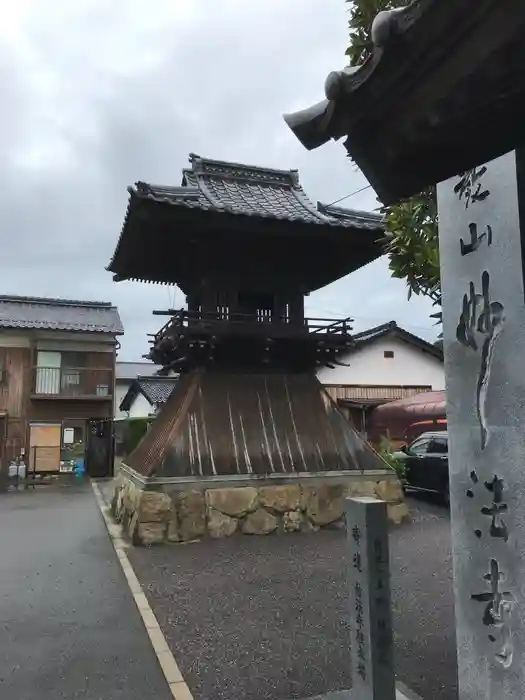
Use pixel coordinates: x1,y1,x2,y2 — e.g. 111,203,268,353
377,436,406,482
345,0,440,305
123,417,152,455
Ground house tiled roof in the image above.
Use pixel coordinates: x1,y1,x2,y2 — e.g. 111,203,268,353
0,295,123,334
126,153,385,230
108,153,385,291
119,375,178,412
116,362,162,380
138,376,178,405
352,321,443,359
316,202,384,230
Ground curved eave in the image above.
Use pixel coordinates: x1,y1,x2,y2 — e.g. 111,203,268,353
107,189,385,291
328,0,430,97
285,0,525,204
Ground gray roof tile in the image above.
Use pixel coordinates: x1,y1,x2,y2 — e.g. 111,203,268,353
116,362,162,380
352,321,443,359
0,295,123,334
317,202,384,230
137,376,178,405
130,154,385,230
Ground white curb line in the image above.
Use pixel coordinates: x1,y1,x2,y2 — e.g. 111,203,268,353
91,481,194,700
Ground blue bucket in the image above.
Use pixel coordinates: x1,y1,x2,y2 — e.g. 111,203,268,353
75,458,86,474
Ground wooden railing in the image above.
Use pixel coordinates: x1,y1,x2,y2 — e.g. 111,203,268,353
150,309,353,343
32,366,113,399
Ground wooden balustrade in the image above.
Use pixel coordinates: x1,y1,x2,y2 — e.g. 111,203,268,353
32,366,113,399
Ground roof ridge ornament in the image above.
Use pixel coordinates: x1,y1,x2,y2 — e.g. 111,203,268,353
283,0,525,203
134,181,201,200
371,7,406,48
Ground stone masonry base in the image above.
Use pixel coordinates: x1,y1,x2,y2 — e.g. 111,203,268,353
111,473,409,546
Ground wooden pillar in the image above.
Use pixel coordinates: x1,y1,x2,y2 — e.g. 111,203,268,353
200,280,217,316
288,294,305,327
186,293,200,314
228,289,239,316
273,294,287,324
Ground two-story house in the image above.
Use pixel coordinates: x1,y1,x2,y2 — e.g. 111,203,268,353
0,295,123,477
317,321,444,436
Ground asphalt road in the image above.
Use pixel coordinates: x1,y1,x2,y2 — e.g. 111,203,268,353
129,495,457,700
0,479,172,700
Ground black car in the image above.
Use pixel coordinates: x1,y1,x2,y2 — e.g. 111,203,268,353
394,431,449,504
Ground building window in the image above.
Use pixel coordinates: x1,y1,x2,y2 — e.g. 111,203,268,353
384,350,395,358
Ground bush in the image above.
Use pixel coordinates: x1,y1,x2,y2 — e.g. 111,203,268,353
377,436,406,482
122,418,152,456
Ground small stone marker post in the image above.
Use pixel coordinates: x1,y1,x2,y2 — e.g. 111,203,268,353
438,149,525,699
346,496,395,700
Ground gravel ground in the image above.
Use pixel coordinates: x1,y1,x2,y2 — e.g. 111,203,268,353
128,495,457,700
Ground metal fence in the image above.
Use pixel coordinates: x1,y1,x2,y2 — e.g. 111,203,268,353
33,366,113,398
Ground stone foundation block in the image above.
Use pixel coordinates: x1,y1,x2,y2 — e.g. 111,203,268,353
375,479,404,503
208,508,238,538
242,508,278,535
123,481,142,512
300,518,320,533
347,480,378,499
138,491,172,523
174,490,206,541
206,487,258,517
283,510,303,532
387,502,410,525
167,512,180,542
137,522,167,545
259,485,301,513
111,471,408,544
303,484,346,526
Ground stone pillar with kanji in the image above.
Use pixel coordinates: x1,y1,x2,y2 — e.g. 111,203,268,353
438,150,525,697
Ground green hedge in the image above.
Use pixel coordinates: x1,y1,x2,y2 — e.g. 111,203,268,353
122,418,153,456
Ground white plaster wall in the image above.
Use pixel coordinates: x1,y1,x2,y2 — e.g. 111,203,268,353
316,336,445,389
114,381,131,420
128,393,154,419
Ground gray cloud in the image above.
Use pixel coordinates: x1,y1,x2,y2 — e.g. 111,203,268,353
0,1,436,361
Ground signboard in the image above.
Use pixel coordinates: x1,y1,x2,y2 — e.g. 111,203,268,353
346,497,395,700
437,150,525,698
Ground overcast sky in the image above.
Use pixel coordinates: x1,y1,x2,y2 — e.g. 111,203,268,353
1,0,437,361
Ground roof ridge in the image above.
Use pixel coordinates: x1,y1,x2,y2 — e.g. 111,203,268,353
351,320,443,359
187,153,299,187
353,320,397,340
290,185,331,223
0,295,114,309
136,182,200,200
118,361,156,365
138,374,178,381
317,201,385,222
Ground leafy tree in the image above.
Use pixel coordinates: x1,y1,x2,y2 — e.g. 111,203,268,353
345,0,440,311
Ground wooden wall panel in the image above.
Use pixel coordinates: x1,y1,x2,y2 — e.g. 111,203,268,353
29,400,112,423
29,424,61,473
0,347,30,417
87,352,113,369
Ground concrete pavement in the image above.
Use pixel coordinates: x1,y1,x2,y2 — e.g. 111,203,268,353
0,479,173,700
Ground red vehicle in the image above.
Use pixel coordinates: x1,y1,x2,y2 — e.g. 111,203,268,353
368,390,446,449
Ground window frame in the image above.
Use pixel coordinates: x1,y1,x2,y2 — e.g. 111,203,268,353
428,436,448,455
408,437,431,455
